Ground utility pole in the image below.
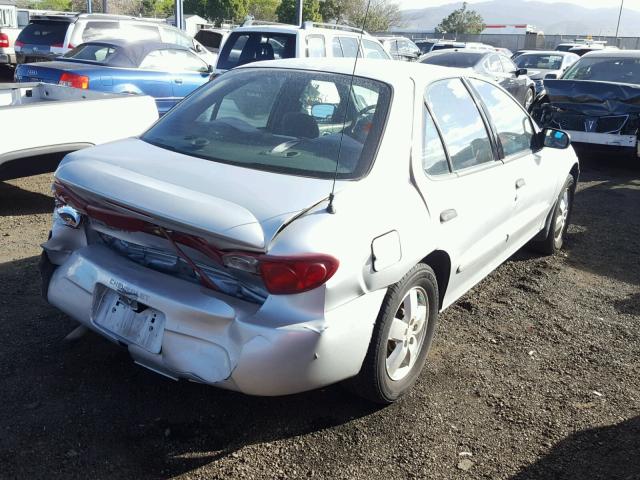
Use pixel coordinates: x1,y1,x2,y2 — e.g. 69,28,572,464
86,0,92,13
295,0,303,26
102,0,107,13
175,0,184,30
615,0,624,40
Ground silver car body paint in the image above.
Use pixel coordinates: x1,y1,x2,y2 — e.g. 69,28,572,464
43,59,579,395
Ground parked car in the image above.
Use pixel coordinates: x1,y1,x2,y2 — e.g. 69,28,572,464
419,49,536,110
215,21,390,75
415,39,439,54
0,0,20,67
533,50,640,159
0,82,157,180
494,47,513,57
194,27,229,64
514,50,579,94
15,40,212,115
556,42,581,52
430,40,466,51
41,58,579,403
14,13,216,67
377,36,421,61
512,49,534,60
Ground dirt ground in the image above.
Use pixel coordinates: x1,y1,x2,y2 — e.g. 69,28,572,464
1,147,639,479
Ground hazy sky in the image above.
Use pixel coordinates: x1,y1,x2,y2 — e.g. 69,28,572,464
398,0,638,12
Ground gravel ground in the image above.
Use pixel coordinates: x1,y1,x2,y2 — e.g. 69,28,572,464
1,152,639,479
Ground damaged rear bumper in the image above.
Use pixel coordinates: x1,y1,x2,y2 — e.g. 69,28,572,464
41,245,384,396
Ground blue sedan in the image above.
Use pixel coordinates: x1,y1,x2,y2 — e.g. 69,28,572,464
15,40,213,115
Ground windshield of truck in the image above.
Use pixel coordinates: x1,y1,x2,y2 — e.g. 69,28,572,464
17,21,68,45
562,56,640,85
515,53,564,70
217,31,296,70
142,69,391,179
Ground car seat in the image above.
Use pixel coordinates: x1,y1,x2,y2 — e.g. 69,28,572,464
275,112,320,139
255,43,275,61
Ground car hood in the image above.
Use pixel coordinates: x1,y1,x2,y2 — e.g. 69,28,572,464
55,138,336,251
544,79,640,116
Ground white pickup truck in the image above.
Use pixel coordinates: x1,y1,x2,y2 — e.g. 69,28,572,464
0,0,20,67
0,82,159,180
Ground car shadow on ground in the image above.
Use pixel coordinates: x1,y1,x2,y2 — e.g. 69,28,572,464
0,255,383,478
511,416,640,480
0,180,54,216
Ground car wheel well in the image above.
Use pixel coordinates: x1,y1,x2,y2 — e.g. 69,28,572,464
570,163,580,184
420,250,450,309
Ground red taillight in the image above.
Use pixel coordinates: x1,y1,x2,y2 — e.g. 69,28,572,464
0,33,9,48
223,253,339,295
51,42,65,48
14,40,23,48
59,72,89,89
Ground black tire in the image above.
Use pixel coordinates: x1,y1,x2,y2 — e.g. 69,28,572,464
531,174,575,255
345,264,439,404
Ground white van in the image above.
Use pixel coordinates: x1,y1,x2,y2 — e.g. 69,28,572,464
215,21,391,74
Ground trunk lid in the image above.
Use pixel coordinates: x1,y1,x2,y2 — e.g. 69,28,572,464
545,79,640,116
55,138,335,251
15,61,105,84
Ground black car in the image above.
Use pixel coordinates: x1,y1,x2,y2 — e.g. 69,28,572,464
534,50,640,159
419,49,536,110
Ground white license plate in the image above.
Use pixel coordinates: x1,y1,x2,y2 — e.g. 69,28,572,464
93,287,165,354
566,130,637,148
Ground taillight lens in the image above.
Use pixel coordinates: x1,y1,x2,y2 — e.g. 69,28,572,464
0,33,9,48
224,253,339,295
59,72,89,89
51,42,67,48
14,39,23,48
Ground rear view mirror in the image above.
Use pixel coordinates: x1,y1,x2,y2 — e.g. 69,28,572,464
543,128,571,149
311,103,336,120
545,72,558,79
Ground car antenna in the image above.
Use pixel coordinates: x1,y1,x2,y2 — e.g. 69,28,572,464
326,0,372,214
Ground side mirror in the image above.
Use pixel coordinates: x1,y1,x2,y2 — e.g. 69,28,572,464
207,64,214,73
311,103,336,120
545,72,558,79
542,128,571,149
515,67,528,77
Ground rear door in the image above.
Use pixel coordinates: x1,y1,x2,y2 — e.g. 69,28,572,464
484,53,514,95
413,78,512,303
15,20,71,62
468,78,556,248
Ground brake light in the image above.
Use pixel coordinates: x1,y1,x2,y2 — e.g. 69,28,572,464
223,253,339,295
59,72,89,89
51,42,66,48
0,33,8,48
14,39,23,48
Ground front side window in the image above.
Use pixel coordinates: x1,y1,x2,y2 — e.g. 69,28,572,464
485,55,503,73
362,39,387,59
337,36,359,58
470,79,534,158
217,32,296,70
422,108,450,176
332,37,343,57
306,35,325,58
500,56,517,73
142,69,391,179
426,79,494,171
140,49,207,72
63,44,118,63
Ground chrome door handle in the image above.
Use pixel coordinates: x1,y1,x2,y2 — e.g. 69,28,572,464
440,209,458,223
515,178,526,189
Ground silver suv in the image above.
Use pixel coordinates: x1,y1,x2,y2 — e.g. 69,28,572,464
215,21,391,74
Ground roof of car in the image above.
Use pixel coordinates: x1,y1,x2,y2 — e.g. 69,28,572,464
580,49,640,58
72,39,191,67
232,23,375,38
239,57,474,85
519,50,577,56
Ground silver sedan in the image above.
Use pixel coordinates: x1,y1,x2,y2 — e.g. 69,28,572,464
41,59,579,403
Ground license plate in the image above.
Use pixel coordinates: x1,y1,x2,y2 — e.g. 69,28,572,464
93,287,165,354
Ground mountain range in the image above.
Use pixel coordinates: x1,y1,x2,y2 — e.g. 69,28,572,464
400,0,640,36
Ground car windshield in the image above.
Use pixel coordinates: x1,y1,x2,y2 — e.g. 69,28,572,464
17,21,68,45
217,31,296,70
420,52,482,68
515,53,564,70
141,69,391,179
562,56,640,84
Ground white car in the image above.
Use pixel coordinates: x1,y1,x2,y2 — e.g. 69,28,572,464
214,21,391,74
41,59,579,403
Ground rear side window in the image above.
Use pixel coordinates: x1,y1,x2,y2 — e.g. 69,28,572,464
17,21,69,45
499,56,516,73
336,36,359,58
362,39,388,59
426,79,494,171
80,21,119,42
470,78,534,158
423,109,450,176
217,32,296,70
306,35,325,58
332,37,343,57
485,55,503,73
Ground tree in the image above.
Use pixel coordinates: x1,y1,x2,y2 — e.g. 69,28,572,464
319,0,401,32
276,0,322,25
246,0,279,22
183,0,248,23
436,2,485,35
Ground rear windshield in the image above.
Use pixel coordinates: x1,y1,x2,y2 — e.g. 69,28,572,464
195,30,223,49
217,32,296,70
17,21,69,45
142,69,391,180
515,53,564,70
562,56,640,84
420,52,482,68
